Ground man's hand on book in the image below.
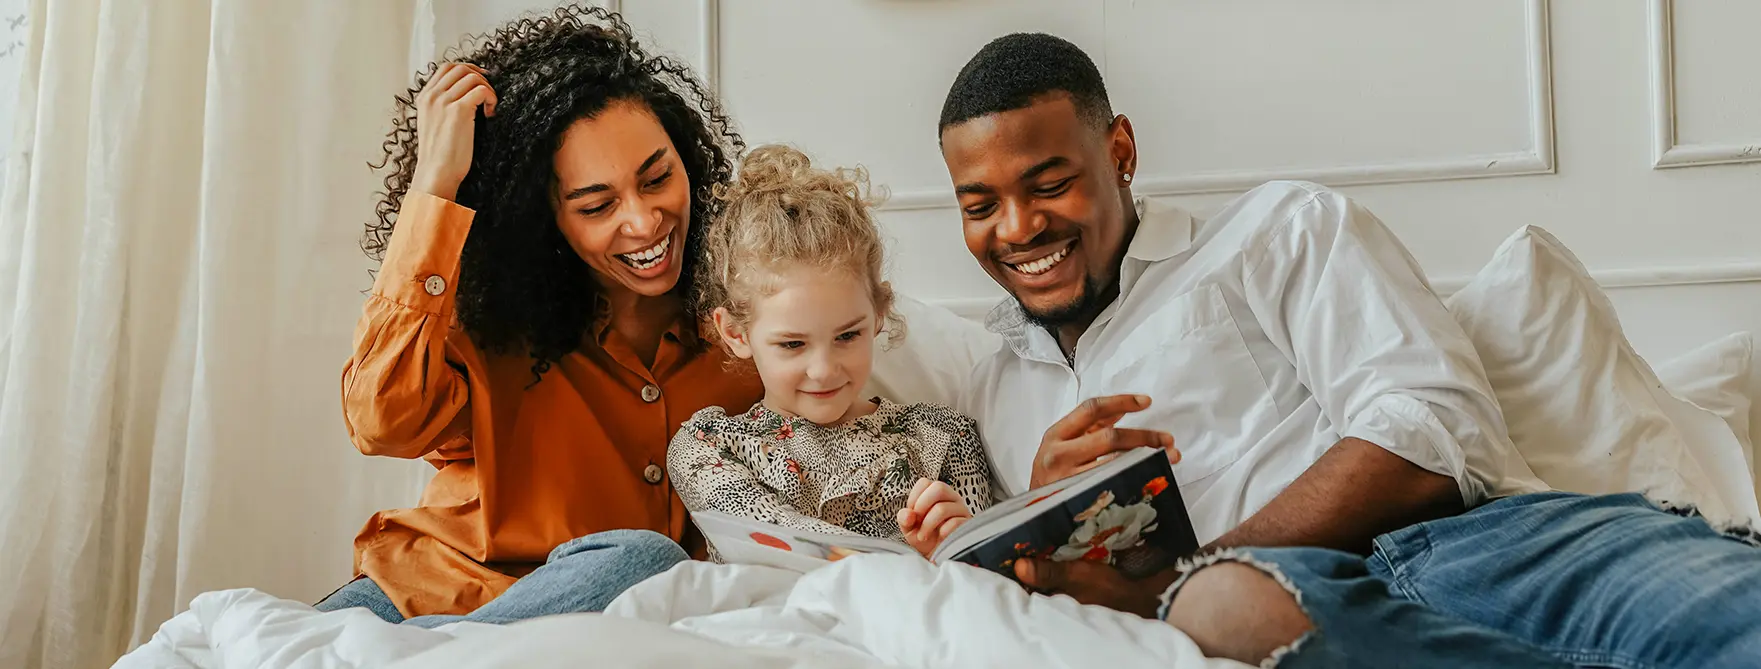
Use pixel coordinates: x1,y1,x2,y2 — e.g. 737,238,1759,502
896,478,972,557
1031,395,1180,489
1014,558,1179,619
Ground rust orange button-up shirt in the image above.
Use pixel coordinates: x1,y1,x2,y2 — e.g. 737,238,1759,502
340,192,761,617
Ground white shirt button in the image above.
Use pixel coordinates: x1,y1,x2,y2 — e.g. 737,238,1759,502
643,463,664,485
423,275,446,296
640,384,660,403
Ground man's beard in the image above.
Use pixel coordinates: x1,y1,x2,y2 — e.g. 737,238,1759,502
1019,273,1114,330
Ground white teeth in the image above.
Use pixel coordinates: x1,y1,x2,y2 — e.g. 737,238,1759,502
619,235,670,270
1012,246,1070,275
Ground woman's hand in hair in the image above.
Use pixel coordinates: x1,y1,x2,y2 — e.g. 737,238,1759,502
411,62,498,202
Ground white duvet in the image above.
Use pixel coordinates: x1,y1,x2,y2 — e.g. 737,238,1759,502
114,554,1245,669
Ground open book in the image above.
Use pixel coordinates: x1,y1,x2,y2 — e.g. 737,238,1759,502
690,446,1199,582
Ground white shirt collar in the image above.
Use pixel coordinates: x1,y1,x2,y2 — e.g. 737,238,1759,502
1124,198,1196,264
984,198,1196,337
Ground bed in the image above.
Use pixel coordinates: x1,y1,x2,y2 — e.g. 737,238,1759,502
114,556,1240,669
112,225,1761,668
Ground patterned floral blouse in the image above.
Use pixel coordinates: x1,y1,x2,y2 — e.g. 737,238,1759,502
667,398,994,548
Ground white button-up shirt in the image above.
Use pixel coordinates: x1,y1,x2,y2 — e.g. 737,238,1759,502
958,181,1547,544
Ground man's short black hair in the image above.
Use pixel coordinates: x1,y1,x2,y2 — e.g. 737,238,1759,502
938,32,1113,136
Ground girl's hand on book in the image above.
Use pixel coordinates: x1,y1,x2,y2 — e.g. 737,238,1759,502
1031,395,1179,489
897,478,972,556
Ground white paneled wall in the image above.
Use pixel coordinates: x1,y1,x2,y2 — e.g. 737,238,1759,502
430,0,1761,362
1653,0,1761,168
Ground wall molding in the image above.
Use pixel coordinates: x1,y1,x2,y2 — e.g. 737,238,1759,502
880,0,1557,212
698,0,719,94
1648,0,1761,169
926,261,1761,321
609,0,713,91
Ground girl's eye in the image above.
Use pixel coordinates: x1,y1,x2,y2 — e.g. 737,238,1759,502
578,201,614,217
777,341,805,350
644,169,673,189
836,331,861,342
963,202,997,219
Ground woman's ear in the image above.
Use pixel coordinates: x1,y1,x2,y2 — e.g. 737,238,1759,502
712,307,753,359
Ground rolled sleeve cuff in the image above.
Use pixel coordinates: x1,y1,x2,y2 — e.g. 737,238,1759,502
374,191,476,314
1342,394,1485,507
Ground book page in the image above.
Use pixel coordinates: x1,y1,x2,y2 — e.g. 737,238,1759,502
932,447,1165,562
691,511,920,572
934,448,1197,580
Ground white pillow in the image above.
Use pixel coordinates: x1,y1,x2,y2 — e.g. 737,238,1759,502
1656,331,1760,513
863,292,1003,408
1444,226,1759,524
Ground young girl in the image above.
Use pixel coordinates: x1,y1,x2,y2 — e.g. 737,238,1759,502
667,144,992,557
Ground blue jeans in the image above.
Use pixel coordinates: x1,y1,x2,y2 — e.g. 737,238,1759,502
314,529,687,628
1163,493,1761,668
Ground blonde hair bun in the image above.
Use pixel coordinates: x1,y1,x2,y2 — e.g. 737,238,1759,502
716,144,881,213
696,144,903,348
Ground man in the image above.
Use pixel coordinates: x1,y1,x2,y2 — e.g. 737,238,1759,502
939,33,1761,667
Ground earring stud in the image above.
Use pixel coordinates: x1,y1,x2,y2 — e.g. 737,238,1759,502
1122,173,1133,183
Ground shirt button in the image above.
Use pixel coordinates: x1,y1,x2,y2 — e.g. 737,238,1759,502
640,384,660,403
643,463,664,485
423,275,446,296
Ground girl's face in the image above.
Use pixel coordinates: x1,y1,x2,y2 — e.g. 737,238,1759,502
551,99,693,299
715,267,880,426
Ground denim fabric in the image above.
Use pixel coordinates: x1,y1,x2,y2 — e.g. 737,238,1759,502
1369,492,1761,668
1158,545,1572,668
312,575,404,623
314,529,687,628
1161,493,1761,668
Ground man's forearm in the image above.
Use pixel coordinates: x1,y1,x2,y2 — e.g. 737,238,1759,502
1203,437,1465,555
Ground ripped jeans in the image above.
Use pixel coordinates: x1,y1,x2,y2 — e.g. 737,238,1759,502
1160,492,1761,668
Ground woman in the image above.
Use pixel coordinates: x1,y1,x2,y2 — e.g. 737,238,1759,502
316,6,762,626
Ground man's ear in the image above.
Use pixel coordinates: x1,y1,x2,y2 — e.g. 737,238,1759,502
712,307,754,359
1108,114,1137,187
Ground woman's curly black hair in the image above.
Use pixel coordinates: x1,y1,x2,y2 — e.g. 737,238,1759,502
366,5,743,379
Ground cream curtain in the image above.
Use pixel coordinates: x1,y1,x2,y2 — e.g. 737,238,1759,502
0,1,436,666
